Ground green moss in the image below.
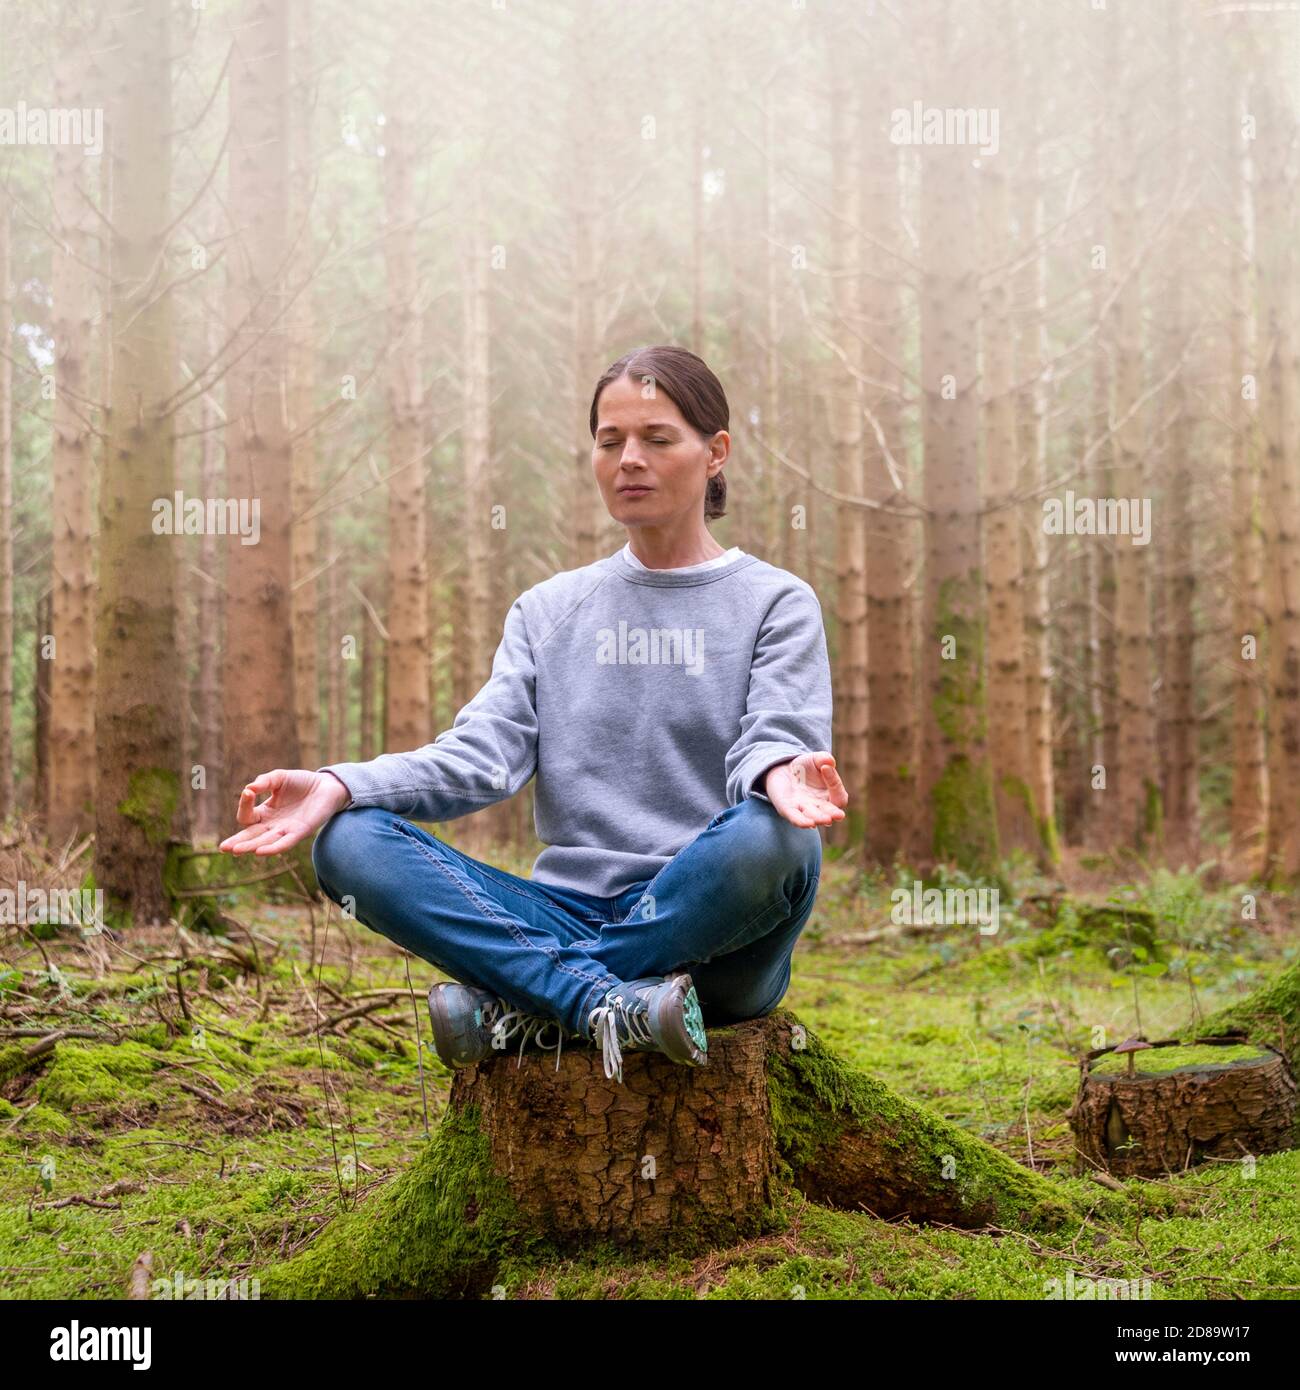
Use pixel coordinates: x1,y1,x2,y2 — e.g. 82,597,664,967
37,1041,162,1112
0,1043,31,1085
279,1045,345,1070
1197,957,1300,1074
1091,1043,1268,1078
1141,778,1164,848
764,1011,1081,1235
260,1103,542,1299
16,1103,74,1135
117,768,180,846
931,756,1000,876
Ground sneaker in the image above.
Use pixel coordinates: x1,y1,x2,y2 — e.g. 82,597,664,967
427,982,567,1071
586,971,708,1083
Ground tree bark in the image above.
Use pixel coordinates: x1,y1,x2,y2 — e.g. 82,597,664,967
222,0,300,807
1254,66,1300,881
981,28,1036,859
917,4,998,874
93,0,184,923
1106,4,1161,853
0,185,13,821
382,73,432,755
48,15,100,843
825,26,867,849
1226,60,1267,868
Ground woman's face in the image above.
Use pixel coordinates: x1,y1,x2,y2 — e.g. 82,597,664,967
591,373,728,531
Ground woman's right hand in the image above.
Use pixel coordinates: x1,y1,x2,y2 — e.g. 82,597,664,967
218,769,352,857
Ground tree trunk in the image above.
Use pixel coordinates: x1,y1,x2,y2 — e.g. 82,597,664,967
94,0,183,924
1015,125,1060,865
981,41,1035,859
825,28,867,849
223,0,299,807
1255,68,1300,882
382,79,432,755
917,7,998,875
1106,5,1161,853
289,0,320,774
1160,10,1198,864
48,20,99,843
36,592,52,816
860,119,914,868
261,1011,1080,1299
1227,63,1266,868
566,0,602,571
193,321,223,843
0,186,13,821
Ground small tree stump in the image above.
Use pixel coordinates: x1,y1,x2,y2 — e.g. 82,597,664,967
1069,1039,1297,1178
448,1016,777,1251
262,1010,1082,1298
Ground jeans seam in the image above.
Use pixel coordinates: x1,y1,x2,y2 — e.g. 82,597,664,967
393,820,618,996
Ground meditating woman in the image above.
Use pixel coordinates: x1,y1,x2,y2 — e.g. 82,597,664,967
219,344,846,1084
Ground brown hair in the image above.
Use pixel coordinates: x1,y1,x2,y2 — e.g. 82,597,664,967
588,345,729,521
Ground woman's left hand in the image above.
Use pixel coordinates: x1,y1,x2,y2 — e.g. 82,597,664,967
764,752,848,828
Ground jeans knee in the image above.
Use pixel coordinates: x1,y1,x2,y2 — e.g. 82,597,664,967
311,805,390,899
733,796,821,893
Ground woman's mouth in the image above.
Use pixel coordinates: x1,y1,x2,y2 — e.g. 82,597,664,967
619,486,653,497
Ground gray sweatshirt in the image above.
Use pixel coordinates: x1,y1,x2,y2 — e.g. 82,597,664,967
318,546,833,898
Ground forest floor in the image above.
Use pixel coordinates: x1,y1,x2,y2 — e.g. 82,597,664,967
1,831,1298,1300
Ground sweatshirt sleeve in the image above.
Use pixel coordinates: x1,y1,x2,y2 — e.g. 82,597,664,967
317,596,538,822
725,579,834,807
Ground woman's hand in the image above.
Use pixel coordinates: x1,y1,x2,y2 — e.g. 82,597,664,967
764,752,848,829
218,769,352,857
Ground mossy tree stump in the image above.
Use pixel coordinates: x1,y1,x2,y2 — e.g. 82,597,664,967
262,1010,1082,1299
1069,1039,1297,1178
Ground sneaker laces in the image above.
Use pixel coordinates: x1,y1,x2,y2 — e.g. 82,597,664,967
482,998,567,1071
587,990,655,1083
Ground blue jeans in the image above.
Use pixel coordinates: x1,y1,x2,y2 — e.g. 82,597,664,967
310,796,822,1038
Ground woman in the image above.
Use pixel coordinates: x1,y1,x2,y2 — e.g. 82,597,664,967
220,345,847,1084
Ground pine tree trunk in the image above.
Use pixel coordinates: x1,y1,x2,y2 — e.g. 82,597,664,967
860,122,914,867
1106,6,1161,853
567,0,602,571
382,83,432,755
289,0,320,774
826,30,867,849
981,47,1035,858
223,0,300,808
1015,136,1059,865
1227,63,1267,866
917,8,998,874
1254,68,1300,881
48,25,99,843
194,320,223,842
458,164,496,855
36,592,52,815
0,186,13,821
1160,13,1198,864
94,0,184,923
